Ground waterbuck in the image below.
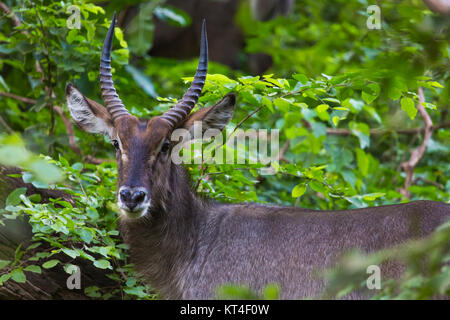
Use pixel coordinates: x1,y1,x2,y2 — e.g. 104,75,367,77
65,15,450,299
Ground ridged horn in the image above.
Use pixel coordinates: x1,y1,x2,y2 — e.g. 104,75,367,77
160,19,208,127
100,12,129,121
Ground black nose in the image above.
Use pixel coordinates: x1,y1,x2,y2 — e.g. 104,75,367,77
119,187,147,211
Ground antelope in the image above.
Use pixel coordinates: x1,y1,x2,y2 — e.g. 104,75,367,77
65,14,450,299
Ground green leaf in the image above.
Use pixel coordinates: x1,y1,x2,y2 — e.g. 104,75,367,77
125,65,158,99
28,160,63,184
94,259,111,269
42,259,60,269
0,75,10,91
349,121,370,149
0,273,11,285
271,161,280,173
341,170,356,188
273,98,290,112
62,248,80,259
66,29,83,44
401,97,417,120
154,6,191,27
388,77,406,100
0,145,30,167
0,259,11,270
356,148,369,177
6,187,27,206
124,286,148,298
71,162,83,171
261,96,274,113
10,269,26,283
315,104,330,121
31,95,46,112
293,74,308,84
262,284,280,300
310,121,327,138
28,194,42,203
23,265,42,274
332,116,340,127
364,105,382,124
362,193,385,201
292,183,307,198
85,286,102,298
343,99,364,113
77,229,94,244
86,207,99,220
310,181,326,194
361,83,380,104
429,81,443,88
322,98,340,105
85,21,96,42
114,27,127,48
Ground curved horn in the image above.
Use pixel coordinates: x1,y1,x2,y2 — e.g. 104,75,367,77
160,19,208,127
100,12,129,121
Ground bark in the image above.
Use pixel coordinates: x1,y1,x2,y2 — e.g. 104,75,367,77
0,166,117,300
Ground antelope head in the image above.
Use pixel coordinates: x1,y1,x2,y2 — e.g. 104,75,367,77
66,14,236,219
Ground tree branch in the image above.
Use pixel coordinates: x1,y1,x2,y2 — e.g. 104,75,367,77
0,91,37,104
422,0,450,14
0,91,83,156
325,123,449,136
0,1,21,28
279,140,291,163
53,106,82,156
399,88,434,199
227,106,263,140
0,115,14,134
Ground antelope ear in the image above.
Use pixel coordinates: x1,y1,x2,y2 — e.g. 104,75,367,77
65,83,114,137
182,93,236,134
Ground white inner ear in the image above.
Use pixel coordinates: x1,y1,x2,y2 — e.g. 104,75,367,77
67,89,113,137
202,103,234,132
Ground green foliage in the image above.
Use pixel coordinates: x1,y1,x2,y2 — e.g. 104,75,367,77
0,0,448,299
324,222,450,299
217,283,281,300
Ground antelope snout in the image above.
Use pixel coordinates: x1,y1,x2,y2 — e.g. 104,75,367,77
118,186,150,218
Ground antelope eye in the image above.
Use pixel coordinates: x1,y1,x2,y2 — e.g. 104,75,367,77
112,140,120,150
160,141,170,153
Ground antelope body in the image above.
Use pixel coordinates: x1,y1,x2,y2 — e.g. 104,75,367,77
66,15,450,299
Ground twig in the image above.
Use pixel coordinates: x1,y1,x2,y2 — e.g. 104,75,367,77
399,88,433,199
227,106,263,141
53,106,82,156
85,155,114,165
279,140,290,163
0,91,84,157
414,177,444,190
0,114,14,134
325,123,449,136
0,1,21,27
194,164,209,192
0,91,37,104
